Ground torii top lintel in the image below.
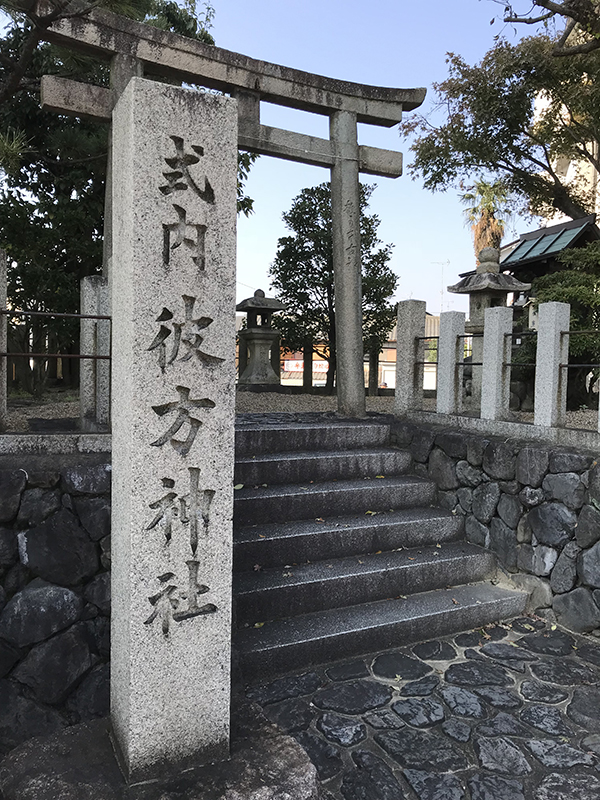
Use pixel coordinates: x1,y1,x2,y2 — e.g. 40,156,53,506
44,10,425,127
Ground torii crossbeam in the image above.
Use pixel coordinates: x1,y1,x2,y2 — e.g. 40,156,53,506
40,9,426,417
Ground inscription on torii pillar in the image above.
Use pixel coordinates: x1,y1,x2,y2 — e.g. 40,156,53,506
40,9,425,418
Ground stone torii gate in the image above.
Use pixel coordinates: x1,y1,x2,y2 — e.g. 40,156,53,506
39,11,425,784
41,9,425,418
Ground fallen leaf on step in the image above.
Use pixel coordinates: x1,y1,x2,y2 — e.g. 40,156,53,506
259,534,266,539
315,517,325,522
282,572,292,577
365,510,377,516
234,484,244,490
452,598,458,605
436,543,442,548
253,564,262,572
375,475,385,479
254,622,265,628
408,557,415,561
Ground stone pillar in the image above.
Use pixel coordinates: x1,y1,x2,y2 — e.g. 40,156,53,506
394,300,426,415
534,301,570,428
0,250,6,431
238,333,248,377
330,110,365,417
111,78,237,782
480,306,513,421
270,332,281,377
437,311,465,415
80,276,110,431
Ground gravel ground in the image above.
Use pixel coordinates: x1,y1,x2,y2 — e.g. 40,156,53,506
3,391,599,432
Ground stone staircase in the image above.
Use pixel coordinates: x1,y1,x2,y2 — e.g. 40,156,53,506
233,416,526,682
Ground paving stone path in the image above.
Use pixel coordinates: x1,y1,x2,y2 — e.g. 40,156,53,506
245,617,600,800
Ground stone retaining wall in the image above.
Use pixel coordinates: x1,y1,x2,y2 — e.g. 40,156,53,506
391,420,600,637
0,454,110,756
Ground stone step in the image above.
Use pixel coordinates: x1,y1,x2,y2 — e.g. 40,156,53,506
233,508,464,572
234,475,436,526
234,542,496,625
234,447,411,487
235,421,390,457
235,583,527,682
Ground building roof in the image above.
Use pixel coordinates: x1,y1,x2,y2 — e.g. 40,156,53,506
500,215,599,269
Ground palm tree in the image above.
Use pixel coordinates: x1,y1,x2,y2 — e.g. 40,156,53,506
460,179,510,262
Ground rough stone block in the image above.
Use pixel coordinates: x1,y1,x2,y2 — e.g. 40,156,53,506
0,471,27,523
0,529,17,571
519,486,544,509
457,487,473,514
472,482,501,525
515,447,549,488
18,509,99,587
410,428,436,463
483,441,516,481
497,494,522,529
467,437,489,467
579,541,600,588
576,504,600,549
0,581,84,647
456,461,482,488
542,472,586,510
549,451,593,473
435,431,468,459
83,573,110,616
465,515,488,547
62,464,111,496
510,574,553,613
550,541,580,594
516,514,532,544
489,518,517,572
531,544,559,577
428,447,459,491
528,502,576,548
11,623,97,705
554,587,600,633
73,497,110,542
0,679,67,755
16,489,61,528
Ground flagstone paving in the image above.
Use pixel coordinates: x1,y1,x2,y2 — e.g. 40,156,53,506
245,617,600,800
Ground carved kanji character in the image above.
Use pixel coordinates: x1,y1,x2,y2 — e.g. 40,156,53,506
144,572,177,634
151,386,215,457
146,469,215,554
144,563,217,636
163,205,207,269
159,136,215,205
172,560,217,622
147,296,224,372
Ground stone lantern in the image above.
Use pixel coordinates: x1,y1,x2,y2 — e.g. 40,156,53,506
447,247,531,402
236,289,285,389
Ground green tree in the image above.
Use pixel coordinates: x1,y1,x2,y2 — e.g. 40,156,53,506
269,182,397,395
401,34,600,220
460,179,510,260
0,3,256,395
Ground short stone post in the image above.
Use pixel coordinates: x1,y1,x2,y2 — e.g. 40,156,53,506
111,78,237,782
0,250,7,430
80,276,110,431
480,306,513,421
437,311,465,415
534,301,570,428
394,300,426,415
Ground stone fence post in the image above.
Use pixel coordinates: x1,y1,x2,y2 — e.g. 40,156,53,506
480,306,513,421
394,300,426,415
0,250,6,431
534,301,570,428
80,276,110,431
436,311,465,415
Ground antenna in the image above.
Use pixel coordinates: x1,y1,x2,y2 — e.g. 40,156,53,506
431,260,451,313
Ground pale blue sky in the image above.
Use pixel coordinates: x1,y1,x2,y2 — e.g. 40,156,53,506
211,0,535,310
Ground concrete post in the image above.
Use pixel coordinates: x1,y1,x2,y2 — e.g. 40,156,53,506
480,306,513,421
111,78,237,783
330,110,365,417
437,311,465,415
394,300,426,416
0,250,7,431
80,276,110,431
534,301,570,428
